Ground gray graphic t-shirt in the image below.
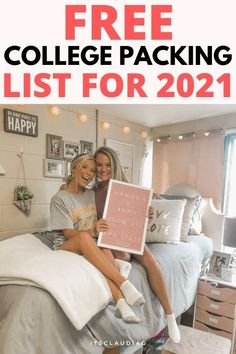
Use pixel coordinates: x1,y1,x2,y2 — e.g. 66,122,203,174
50,189,97,232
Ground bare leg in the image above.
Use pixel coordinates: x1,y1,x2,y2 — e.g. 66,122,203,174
112,250,131,262
60,232,126,287
133,245,172,314
133,245,180,343
60,232,144,309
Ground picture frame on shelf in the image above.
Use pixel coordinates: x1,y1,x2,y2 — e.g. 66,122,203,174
80,140,94,154
44,159,65,178
63,140,80,160
46,134,63,160
209,251,232,277
105,139,135,182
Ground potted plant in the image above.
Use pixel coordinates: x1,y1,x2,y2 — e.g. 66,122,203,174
13,185,34,216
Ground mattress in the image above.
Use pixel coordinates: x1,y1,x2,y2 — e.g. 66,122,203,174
0,234,213,354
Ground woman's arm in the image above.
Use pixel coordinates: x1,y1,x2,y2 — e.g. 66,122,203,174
63,219,110,239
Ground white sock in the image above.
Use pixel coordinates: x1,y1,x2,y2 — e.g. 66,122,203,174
166,314,181,343
115,299,140,324
120,280,145,307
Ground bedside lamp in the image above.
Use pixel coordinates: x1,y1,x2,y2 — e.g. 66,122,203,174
223,217,236,249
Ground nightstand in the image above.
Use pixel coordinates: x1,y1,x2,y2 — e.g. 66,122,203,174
193,274,236,354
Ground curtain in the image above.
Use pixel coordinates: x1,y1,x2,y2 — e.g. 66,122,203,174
222,133,236,215
152,135,225,208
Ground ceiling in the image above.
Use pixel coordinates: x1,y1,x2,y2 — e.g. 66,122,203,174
94,104,236,128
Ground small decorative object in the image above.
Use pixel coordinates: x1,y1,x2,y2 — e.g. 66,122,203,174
63,141,80,160
80,140,94,154
209,251,232,277
4,109,38,137
46,134,63,159
13,185,33,216
44,158,65,178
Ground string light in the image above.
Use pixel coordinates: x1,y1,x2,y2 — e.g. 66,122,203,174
101,121,110,130
156,129,223,143
140,131,148,138
77,113,88,123
48,105,60,117
122,126,130,134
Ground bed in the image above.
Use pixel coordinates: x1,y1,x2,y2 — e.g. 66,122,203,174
0,184,223,354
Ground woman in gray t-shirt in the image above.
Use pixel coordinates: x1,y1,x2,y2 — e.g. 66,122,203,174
50,153,145,324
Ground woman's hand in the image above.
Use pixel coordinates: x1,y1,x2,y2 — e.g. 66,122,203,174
95,219,110,234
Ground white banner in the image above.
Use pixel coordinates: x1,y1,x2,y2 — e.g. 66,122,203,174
0,0,235,103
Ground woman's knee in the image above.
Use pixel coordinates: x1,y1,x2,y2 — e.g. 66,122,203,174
135,249,157,270
112,250,131,262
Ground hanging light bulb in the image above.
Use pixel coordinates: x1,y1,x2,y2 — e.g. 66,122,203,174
77,113,88,123
156,138,161,143
122,126,130,134
140,131,148,139
101,121,110,130
178,135,183,140
48,105,60,117
204,131,210,137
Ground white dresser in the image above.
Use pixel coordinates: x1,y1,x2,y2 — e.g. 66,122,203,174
194,275,236,354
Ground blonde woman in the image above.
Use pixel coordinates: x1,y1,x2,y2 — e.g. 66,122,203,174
50,153,145,325
94,147,181,343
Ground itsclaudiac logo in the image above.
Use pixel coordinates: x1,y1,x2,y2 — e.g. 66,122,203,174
0,0,235,104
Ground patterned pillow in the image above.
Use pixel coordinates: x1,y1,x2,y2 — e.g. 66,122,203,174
146,199,186,244
160,194,200,241
188,196,204,234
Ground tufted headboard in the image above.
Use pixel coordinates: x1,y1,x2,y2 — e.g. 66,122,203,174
164,183,225,251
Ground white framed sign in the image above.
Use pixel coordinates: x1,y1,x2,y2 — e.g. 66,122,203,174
106,139,135,182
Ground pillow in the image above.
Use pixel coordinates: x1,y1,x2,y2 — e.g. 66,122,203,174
160,194,200,241
146,199,186,244
152,192,163,200
188,196,204,234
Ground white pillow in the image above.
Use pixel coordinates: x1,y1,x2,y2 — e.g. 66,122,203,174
146,199,186,244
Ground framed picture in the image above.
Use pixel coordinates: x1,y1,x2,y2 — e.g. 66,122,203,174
63,140,80,160
44,159,65,178
65,160,72,178
46,134,63,160
97,179,152,255
209,251,232,277
106,139,135,182
80,140,93,154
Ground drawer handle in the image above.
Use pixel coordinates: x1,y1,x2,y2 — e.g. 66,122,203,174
209,317,218,324
211,289,220,296
210,303,219,310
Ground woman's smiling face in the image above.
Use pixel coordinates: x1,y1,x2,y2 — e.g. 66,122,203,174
75,159,96,188
95,153,112,183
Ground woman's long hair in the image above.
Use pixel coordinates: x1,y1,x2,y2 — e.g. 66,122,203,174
94,146,128,186
60,153,95,191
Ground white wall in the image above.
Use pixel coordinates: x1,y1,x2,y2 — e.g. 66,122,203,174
0,104,149,240
151,112,236,137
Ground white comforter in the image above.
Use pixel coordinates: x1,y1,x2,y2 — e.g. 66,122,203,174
0,234,131,330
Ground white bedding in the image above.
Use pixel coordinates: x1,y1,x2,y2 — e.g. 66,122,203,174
0,234,131,330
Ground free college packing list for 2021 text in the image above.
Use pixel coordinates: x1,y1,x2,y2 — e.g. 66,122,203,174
0,0,235,104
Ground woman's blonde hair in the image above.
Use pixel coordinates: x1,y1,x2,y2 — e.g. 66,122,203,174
94,146,128,185
60,153,95,191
